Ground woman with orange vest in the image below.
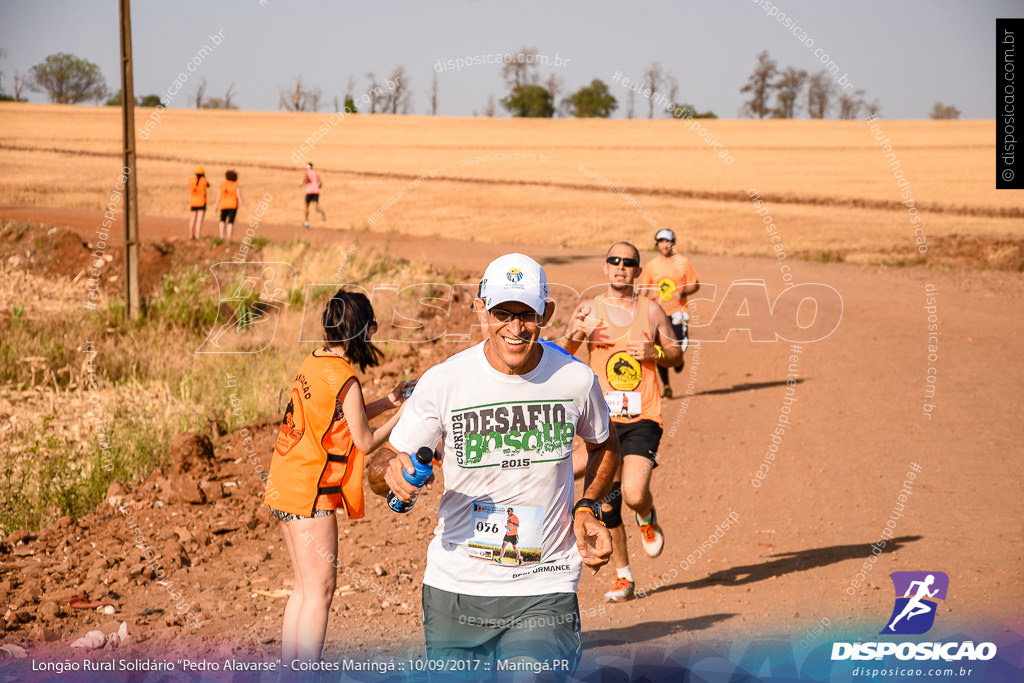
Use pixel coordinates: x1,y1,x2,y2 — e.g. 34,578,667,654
215,169,244,241
188,166,208,240
265,289,414,663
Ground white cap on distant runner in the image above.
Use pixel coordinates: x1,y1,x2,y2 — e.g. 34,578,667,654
479,253,549,314
655,228,676,243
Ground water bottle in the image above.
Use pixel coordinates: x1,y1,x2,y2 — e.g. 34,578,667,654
387,447,434,513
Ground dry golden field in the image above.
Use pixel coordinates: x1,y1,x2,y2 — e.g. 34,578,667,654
1,103,1020,266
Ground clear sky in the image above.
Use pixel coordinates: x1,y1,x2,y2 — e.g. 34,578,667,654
0,0,1017,118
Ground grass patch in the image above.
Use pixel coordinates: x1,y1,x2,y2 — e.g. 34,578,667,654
0,237,452,533
814,250,845,263
144,266,220,334
0,270,299,533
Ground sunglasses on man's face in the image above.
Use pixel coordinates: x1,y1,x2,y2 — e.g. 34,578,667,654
606,256,640,268
488,307,543,325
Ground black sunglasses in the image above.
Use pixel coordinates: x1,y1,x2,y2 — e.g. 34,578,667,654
488,307,543,324
606,256,640,268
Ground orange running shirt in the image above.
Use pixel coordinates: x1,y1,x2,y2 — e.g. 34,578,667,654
189,175,208,208
640,253,698,316
219,180,239,210
506,514,519,535
587,295,662,426
265,349,365,518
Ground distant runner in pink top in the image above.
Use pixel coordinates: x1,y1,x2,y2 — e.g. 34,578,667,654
302,162,326,228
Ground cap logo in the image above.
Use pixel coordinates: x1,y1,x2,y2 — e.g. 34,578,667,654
506,268,523,283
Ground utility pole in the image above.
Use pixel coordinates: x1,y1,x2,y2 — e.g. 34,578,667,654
119,0,141,319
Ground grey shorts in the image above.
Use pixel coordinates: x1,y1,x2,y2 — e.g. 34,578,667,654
421,585,580,678
269,506,333,524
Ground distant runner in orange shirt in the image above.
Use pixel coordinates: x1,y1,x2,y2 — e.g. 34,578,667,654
216,169,244,241
639,228,700,398
188,166,209,240
495,507,523,565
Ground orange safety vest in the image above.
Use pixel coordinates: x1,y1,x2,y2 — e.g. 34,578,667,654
265,350,365,518
190,175,208,208
588,295,663,426
219,180,239,210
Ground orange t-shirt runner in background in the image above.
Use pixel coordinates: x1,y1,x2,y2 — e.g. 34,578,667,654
219,180,239,210
640,254,699,316
190,175,208,208
587,295,663,426
265,350,365,518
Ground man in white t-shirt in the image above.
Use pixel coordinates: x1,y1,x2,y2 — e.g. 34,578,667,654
383,253,619,674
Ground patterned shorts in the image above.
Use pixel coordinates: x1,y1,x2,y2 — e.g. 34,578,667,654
269,506,335,523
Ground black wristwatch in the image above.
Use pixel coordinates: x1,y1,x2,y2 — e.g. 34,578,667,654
572,498,604,524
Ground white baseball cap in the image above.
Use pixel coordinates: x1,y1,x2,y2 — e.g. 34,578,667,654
479,253,549,314
655,228,676,243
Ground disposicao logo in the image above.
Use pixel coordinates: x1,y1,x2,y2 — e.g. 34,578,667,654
881,571,948,635
831,571,997,663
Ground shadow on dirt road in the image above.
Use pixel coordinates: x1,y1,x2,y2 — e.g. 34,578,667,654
655,536,923,592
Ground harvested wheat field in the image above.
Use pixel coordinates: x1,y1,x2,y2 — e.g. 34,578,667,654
0,103,1022,682
2,104,1022,267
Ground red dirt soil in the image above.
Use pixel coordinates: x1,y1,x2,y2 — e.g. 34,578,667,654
0,206,1021,676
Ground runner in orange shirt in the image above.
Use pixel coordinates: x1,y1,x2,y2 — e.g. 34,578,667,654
215,169,244,241
495,507,523,565
563,241,682,602
188,166,208,240
639,228,700,398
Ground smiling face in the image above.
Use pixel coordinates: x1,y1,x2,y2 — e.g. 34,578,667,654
474,299,554,375
603,242,642,293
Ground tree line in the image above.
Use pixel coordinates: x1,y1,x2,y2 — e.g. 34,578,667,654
739,50,880,119
738,49,961,120
1,48,962,120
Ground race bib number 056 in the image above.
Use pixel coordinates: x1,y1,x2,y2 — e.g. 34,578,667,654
466,502,544,566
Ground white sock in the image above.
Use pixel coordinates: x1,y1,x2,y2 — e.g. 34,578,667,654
616,566,633,582
638,509,653,524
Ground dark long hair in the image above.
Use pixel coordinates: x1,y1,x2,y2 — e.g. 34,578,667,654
321,289,383,372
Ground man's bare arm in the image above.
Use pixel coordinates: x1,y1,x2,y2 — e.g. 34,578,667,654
651,301,683,367
561,299,599,357
367,447,397,497
581,428,620,502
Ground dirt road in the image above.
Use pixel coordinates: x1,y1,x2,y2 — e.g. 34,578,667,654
1,205,1021,678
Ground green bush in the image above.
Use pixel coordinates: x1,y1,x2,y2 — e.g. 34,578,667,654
143,266,219,334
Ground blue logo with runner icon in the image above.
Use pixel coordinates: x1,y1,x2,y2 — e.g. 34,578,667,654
506,268,523,283
880,571,949,635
